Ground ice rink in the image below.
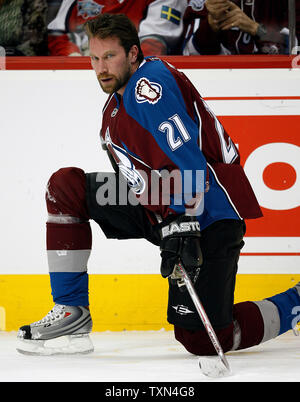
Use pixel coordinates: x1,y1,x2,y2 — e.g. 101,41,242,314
1,329,299,383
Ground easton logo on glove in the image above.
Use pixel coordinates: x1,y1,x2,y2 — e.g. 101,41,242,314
161,221,200,238
159,215,202,280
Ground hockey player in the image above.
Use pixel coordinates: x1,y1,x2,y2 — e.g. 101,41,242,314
17,13,300,358
47,0,187,56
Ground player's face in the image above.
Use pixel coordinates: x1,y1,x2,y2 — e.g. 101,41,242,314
89,36,138,96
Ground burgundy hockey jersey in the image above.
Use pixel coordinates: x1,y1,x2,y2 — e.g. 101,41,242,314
100,57,262,228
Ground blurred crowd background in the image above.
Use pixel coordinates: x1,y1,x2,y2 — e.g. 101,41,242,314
0,0,299,57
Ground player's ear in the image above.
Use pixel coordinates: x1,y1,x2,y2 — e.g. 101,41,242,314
129,45,139,64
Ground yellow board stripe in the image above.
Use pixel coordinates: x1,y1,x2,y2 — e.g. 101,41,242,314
0,274,299,332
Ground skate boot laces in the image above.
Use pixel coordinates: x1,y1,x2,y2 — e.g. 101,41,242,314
32,304,66,326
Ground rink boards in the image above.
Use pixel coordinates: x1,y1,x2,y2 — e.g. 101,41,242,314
0,56,299,331
1,273,300,332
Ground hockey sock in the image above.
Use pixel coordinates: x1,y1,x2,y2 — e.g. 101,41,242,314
46,167,92,306
47,221,92,306
233,285,300,350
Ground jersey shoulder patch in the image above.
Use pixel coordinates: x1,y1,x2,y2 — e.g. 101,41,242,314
135,77,162,104
127,57,176,107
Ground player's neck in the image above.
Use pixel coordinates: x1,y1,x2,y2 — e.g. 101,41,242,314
116,61,140,97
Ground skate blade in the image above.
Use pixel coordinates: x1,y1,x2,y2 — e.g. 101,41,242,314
16,334,94,356
199,356,232,378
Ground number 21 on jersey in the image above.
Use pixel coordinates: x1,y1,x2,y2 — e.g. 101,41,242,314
158,114,191,151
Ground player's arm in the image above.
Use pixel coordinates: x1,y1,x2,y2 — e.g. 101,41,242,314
124,66,206,279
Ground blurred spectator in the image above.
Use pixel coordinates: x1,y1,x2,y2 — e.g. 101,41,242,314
0,0,48,56
182,0,296,55
47,0,187,56
139,0,187,55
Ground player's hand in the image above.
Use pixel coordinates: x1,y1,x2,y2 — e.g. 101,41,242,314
205,0,231,20
159,215,203,280
217,1,259,35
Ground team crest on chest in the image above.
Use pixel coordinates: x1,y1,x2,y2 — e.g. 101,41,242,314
104,127,146,195
135,78,162,104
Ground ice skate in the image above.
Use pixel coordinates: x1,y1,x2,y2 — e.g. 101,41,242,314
16,305,94,356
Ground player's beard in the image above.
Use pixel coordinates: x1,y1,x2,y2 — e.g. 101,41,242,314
97,63,132,95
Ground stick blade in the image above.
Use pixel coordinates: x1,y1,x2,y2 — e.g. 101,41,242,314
199,356,231,378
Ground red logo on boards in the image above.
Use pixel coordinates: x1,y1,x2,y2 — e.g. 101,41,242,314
219,115,300,237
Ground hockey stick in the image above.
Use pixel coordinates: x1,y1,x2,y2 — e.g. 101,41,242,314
177,261,231,378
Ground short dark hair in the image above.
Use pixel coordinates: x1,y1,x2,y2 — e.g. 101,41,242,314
85,13,144,63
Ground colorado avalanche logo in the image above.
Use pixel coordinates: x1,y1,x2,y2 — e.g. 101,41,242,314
135,78,162,105
78,0,103,19
105,127,146,195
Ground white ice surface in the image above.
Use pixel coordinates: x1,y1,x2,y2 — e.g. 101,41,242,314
1,330,300,382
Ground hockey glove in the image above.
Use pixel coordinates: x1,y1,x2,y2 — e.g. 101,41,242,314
160,215,202,281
